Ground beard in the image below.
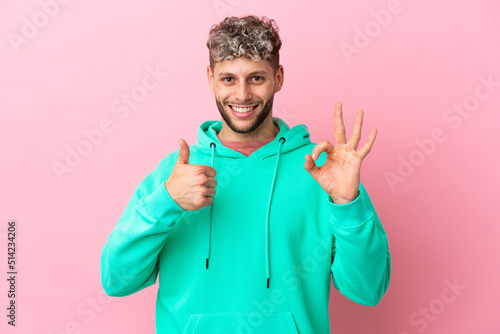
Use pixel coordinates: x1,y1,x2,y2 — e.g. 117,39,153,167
215,94,274,135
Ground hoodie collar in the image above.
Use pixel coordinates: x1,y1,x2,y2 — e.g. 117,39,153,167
195,117,311,159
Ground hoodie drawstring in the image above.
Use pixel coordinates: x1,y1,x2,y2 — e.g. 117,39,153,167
265,136,285,288
206,142,216,269
205,137,286,290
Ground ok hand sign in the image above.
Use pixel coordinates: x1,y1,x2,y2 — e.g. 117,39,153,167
304,102,377,204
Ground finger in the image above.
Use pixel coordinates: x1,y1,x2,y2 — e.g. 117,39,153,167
204,197,214,207
311,140,335,160
204,187,216,197
205,176,217,188
334,102,347,145
202,165,217,178
303,154,319,175
348,109,364,150
176,139,190,165
358,128,378,159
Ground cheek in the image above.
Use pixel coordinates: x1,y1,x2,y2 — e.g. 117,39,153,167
216,90,232,101
259,87,275,100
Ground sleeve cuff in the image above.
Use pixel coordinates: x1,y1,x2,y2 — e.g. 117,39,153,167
143,181,185,223
326,192,373,228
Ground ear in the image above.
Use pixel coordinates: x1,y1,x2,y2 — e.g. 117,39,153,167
274,65,284,93
207,65,215,93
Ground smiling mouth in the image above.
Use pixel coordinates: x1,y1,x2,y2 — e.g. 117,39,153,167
229,105,258,113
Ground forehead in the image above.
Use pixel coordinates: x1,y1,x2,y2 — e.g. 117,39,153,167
213,57,274,76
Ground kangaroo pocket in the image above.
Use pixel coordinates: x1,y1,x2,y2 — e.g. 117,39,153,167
182,311,299,334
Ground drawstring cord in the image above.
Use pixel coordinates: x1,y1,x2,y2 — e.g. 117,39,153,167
206,142,216,269
205,137,286,290
265,137,285,288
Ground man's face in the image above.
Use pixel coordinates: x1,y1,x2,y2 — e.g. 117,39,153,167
207,57,284,137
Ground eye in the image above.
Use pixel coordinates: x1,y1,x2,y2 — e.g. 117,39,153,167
252,76,263,81
222,77,233,82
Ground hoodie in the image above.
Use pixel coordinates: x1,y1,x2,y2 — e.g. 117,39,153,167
100,117,391,334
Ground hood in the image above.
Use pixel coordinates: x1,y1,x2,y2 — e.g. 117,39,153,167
194,117,312,289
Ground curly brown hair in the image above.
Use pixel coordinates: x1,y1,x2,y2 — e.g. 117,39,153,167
207,15,282,73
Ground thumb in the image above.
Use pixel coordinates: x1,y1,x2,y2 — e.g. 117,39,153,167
176,139,190,165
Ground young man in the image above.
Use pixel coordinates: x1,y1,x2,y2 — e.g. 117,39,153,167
100,15,391,334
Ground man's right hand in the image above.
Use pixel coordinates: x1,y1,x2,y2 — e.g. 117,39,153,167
165,139,217,211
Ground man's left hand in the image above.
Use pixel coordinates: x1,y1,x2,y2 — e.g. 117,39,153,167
304,102,377,204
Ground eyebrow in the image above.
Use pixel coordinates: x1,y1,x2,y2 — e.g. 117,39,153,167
217,71,269,78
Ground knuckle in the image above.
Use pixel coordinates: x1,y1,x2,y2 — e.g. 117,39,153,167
196,196,206,207
195,166,206,174
198,175,208,185
319,139,329,146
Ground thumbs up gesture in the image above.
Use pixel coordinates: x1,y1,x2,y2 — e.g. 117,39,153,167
165,139,218,210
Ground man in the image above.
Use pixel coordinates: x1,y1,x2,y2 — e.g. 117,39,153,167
100,15,391,334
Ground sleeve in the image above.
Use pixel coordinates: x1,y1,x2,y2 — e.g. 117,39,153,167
100,180,185,297
327,182,391,306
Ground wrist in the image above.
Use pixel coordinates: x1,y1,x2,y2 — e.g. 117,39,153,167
329,191,359,205
330,197,352,205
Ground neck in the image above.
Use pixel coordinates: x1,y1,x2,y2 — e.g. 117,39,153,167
218,117,279,142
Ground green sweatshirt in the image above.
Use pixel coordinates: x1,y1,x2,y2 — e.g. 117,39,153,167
100,117,391,334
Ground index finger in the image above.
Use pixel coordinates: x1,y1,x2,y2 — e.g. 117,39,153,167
202,165,217,177
334,102,347,144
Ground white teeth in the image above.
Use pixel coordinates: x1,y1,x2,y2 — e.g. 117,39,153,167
231,105,255,113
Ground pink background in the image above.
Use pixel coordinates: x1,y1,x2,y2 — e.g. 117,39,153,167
1,0,499,333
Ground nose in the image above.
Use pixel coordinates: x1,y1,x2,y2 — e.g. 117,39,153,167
234,81,251,102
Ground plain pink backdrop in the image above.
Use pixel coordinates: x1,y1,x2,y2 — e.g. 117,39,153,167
1,0,499,333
